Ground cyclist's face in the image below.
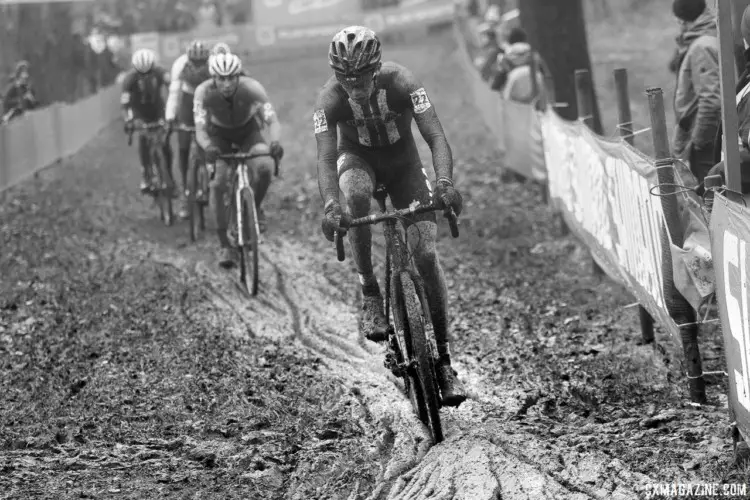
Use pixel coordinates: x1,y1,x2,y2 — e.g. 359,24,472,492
215,75,239,96
15,71,29,85
336,70,377,103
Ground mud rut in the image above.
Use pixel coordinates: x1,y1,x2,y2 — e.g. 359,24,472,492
0,34,682,499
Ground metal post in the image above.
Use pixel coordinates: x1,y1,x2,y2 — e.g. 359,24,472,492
614,68,655,345
574,69,605,277
718,0,743,195
647,87,706,404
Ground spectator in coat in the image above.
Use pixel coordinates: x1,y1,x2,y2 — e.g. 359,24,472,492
706,4,750,194
473,22,504,82
671,0,721,187
2,61,38,123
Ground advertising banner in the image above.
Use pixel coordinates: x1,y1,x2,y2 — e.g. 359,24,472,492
712,193,750,441
541,110,715,338
254,0,360,29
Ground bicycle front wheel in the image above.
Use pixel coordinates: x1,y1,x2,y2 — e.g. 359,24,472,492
187,153,201,242
152,146,173,226
400,271,443,444
238,187,259,296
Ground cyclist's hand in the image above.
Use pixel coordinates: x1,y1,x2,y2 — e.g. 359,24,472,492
269,141,284,161
321,200,351,242
435,178,463,217
204,145,220,164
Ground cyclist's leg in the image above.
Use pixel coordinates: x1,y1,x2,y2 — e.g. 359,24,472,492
339,151,389,339
239,128,273,209
137,133,151,187
208,127,234,250
177,94,194,190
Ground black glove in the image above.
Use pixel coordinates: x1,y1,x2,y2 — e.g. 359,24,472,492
204,145,220,164
435,178,463,217
269,141,284,161
321,200,351,242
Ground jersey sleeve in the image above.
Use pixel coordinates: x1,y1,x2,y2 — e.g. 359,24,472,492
193,81,211,151
242,77,278,126
314,85,341,204
165,57,186,121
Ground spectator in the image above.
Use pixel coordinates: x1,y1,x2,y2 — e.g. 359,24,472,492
2,61,38,123
489,27,552,109
473,22,504,82
671,0,721,187
706,4,750,194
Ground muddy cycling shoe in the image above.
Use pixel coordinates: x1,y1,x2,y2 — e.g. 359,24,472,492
435,356,467,407
359,294,389,342
257,209,267,233
218,247,239,269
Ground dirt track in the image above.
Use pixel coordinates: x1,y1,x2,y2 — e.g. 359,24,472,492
1,33,748,499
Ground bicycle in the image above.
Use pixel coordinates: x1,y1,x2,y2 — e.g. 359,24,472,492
127,120,174,226
333,185,459,444
173,124,209,242
214,151,280,296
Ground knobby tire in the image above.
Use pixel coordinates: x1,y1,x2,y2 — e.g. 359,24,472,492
239,187,259,296
400,271,443,444
187,153,203,242
152,146,172,226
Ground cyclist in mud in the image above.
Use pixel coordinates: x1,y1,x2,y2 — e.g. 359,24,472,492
314,26,467,406
120,48,175,194
194,53,285,269
165,40,213,220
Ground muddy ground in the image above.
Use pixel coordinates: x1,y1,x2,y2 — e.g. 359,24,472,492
1,33,749,500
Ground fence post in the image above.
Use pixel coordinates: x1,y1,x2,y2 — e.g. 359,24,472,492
646,87,706,405
529,55,549,206
574,69,605,277
614,68,655,345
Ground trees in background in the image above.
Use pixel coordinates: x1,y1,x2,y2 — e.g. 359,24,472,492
518,0,603,132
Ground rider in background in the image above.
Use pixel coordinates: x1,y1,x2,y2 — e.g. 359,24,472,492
2,60,38,123
314,26,466,405
193,54,284,269
121,48,174,193
165,40,212,219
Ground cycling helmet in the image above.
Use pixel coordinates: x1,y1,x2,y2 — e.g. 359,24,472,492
187,40,210,62
132,49,156,73
212,42,231,56
209,53,242,77
328,26,381,76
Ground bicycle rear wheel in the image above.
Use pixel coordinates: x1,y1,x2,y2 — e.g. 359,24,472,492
187,153,201,242
238,186,259,296
399,271,443,444
152,146,173,226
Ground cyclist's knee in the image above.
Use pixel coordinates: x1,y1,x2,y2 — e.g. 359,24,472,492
340,169,373,216
211,160,230,187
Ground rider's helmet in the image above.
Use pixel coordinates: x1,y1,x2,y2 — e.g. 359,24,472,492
131,49,156,74
212,42,231,56
328,26,382,77
209,53,242,77
187,40,210,63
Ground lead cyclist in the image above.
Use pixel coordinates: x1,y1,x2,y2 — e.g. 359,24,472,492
314,26,467,406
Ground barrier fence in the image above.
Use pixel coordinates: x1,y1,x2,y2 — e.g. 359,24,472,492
452,13,718,404
0,85,120,193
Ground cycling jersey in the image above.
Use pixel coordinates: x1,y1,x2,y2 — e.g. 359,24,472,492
314,62,453,203
120,67,169,123
165,54,212,122
193,76,277,152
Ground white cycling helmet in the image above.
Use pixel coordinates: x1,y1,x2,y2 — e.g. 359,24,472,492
132,49,156,73
209,53,242,77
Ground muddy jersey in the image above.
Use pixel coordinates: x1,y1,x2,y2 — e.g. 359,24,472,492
165,54,212,121
193,75,277,151
313,61,452,181
120,67,169,122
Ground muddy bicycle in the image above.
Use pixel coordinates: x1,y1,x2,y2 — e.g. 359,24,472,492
333,185,459,444
173,124,210,242
127,120,174,226
214,151,279,296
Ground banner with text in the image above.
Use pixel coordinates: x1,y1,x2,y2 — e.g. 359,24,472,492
711,193,750,441
541,110,715,338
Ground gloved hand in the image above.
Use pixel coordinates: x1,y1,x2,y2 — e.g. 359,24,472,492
321,200,351,242
269,141,284,161
435,177,463,216
204,145,220,164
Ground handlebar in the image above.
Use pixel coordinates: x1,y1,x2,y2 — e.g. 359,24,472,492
214,152,281,177
333,203,459,262
127,120,165,146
